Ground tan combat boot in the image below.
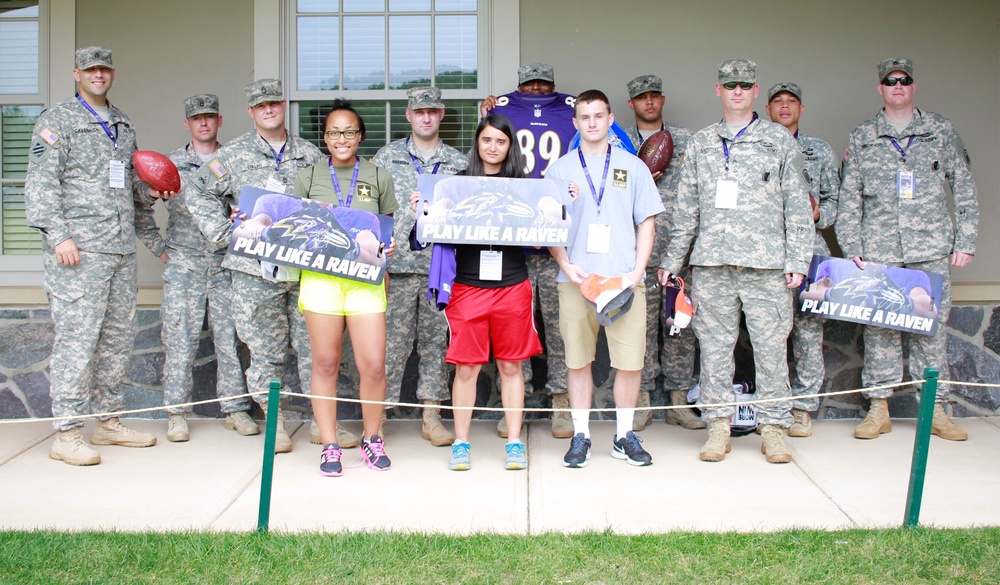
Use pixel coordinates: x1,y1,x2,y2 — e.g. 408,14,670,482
225,411,260,436
931,403,968,441
699,418,731,462
422,400,455,446
760,424,792,463
92,418,157,447
666,390,707,430
854,398,891,439
49,428,101,466
497,415,509,438
309,420,360,448
551,394,574,438
271,409,292,453
787,409,812,438
167,414,190,442
632,390,652,431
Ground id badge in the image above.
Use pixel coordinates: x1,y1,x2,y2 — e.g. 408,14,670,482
109,160,126,189
479,250,502,281
715,179,738,209
265,175,286,193
896,170,915,199
587,223,611,254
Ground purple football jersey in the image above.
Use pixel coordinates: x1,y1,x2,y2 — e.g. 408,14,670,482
489,91,577,178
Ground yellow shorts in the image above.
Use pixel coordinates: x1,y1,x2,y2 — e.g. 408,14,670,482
298,270,387,316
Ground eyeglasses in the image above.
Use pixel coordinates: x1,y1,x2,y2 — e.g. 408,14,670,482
881,76,913,86
722,82,755,91
324,129,360,140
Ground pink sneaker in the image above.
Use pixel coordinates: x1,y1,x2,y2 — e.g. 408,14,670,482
360,436,391,471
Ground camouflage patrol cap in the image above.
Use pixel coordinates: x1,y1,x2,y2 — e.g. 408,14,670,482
75,46,114,70
518,63,555,85
407,86,445,110
767,82,802,103
184,94,220,118
877,58,914,81
717,59,756,84
245,78,284,107
627,75,663,99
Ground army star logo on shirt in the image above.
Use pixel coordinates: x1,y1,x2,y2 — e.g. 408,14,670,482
612,168,628,188
356,182,373,201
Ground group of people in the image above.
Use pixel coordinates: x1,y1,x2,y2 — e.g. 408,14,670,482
26,47,977,473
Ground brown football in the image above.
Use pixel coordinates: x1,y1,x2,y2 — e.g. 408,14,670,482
132,150,181,192
638,130,674,175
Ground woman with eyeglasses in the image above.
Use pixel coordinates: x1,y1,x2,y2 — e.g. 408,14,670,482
412,114,543,471
293,98,398,476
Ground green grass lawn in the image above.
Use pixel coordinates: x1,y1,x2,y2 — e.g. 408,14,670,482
2,527,998,584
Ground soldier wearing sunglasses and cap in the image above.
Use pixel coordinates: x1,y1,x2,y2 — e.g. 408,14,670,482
837,58,979,442
659,59,813,464
25,46,172,466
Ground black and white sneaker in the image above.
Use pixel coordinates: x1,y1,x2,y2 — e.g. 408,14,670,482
563,433,592,468
612,431,653,466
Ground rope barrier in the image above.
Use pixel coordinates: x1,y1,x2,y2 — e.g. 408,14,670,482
0,378,994,426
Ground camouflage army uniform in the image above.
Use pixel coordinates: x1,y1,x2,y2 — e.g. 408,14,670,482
837,108,978,401
663,117,814,426
526,252,566,395
25,95,164,431
185,130,324,405
789,131,839,411
160,143,248,415
372,136,467,404
626,122,698,396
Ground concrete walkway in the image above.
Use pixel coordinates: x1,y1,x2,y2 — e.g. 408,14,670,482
1,417,998,533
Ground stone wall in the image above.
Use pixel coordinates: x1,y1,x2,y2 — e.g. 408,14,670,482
2,305,999,423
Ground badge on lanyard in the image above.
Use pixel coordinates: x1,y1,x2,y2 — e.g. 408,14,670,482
109,160,126,189
479,250,503,280
587,223,612,254
896,170,915,199
265,175,286,193
715,179,738,209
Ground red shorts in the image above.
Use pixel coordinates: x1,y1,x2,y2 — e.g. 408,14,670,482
444,279,543,365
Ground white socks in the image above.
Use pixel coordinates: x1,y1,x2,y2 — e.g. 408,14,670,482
616,408,635,439
571,409,590,439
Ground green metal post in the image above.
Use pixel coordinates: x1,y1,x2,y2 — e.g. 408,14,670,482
257,377,281,533
903,367,938,527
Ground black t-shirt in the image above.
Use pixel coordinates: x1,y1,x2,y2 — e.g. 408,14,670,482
453,171,529,289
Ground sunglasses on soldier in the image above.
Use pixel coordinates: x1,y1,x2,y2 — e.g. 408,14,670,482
881,76,913,86
722,82,755,91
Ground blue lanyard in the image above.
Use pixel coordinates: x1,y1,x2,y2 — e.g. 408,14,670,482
407,137,441,175
75,94,117,149
721,112,757,172
635,123,664,145
888,135,915,163
262,135,286,171
329,155,361,208
579,145,612,212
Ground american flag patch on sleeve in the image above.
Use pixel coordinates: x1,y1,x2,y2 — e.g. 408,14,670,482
39,128,59,145
208,159,228,179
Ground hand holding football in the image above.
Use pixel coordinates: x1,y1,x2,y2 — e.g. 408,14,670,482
132,150,181,193
637,130,674,176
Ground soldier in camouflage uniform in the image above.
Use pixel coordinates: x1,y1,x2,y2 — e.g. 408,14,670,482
623,74,702,432
372,87,467,447
837,58,978,442
764,82,839,438
660,59,814,464
184,79,326,453
25,47,168,466
158,94,254,443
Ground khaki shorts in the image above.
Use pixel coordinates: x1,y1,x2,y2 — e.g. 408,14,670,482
558,280,646,371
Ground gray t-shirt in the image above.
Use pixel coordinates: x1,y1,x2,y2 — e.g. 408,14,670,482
546,146,664,282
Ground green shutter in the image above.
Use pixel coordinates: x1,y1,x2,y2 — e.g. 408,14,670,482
2,104,43,254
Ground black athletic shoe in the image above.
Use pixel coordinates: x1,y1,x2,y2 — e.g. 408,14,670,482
612,431,653,466
563,433,592,468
